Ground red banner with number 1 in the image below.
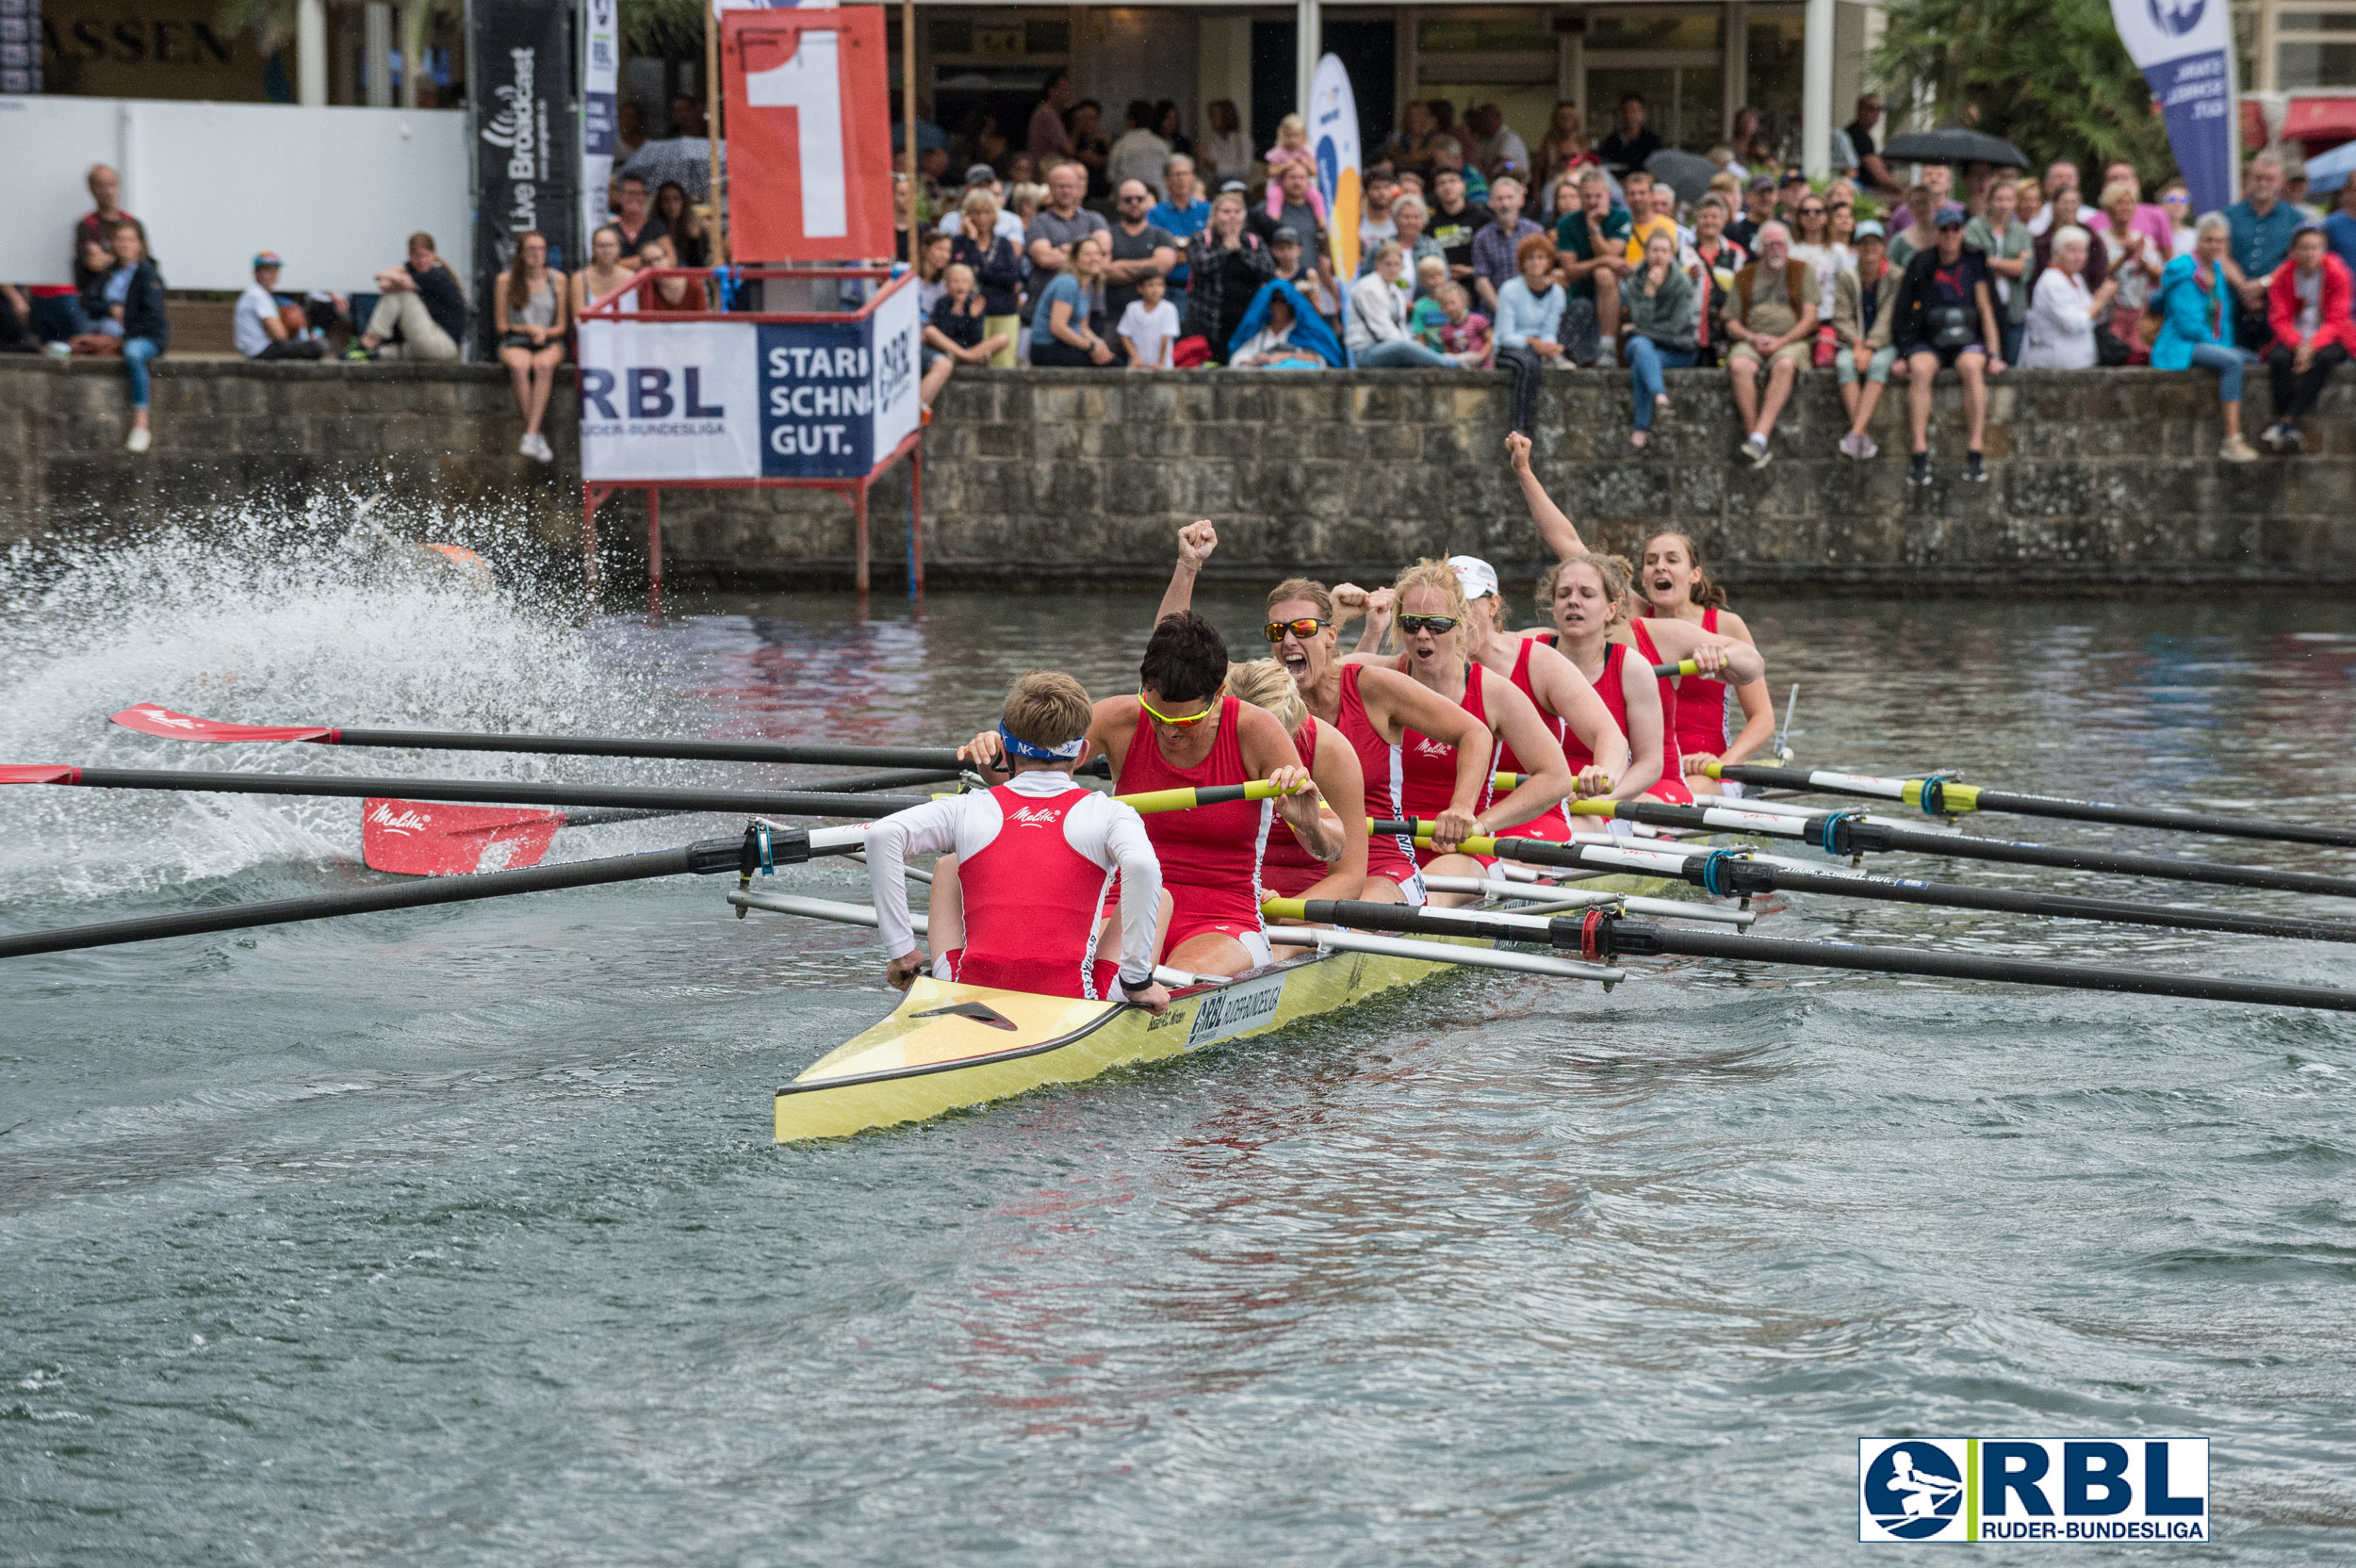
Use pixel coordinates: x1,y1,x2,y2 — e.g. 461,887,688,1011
722,8,895,264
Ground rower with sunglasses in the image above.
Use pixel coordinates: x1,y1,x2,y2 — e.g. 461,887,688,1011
1154,521,1487,906
969,608,1319,978
1338,559,1577,908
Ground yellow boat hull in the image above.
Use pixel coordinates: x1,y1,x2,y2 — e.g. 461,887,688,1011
775,939,1476,1143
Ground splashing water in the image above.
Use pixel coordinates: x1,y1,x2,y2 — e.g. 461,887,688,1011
0,501,665,906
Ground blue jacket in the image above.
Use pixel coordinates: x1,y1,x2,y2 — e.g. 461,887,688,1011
118,259,169,349
1227,278,1344,367
2149,253,2232,372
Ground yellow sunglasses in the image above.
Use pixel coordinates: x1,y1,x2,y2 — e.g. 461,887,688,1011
1137,686,1215,726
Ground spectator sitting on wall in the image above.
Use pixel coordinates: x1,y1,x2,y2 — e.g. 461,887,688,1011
611,174,666,265
1349,240,1449,367
572,225,633,318
1106,100,1174,203
1180,187,1272,365
234,252,325,361
494,230,568,464
924,260,1009,407
1104,179,1178,329
1556,168,1628,367
1494,233,1569,435
2019,225,2113,369
1890,204,2007,485
1470,174,1545,317
654,182,708,268
1598,94,1661,178
1688,194,1746,365
1419,279,1491,367
951,189,1024,368
1833,220,1901,458
916,230,956,315
1032,230,1122,368
1025,162,1108,285
2152,214,2261,462
2094,180,2163,351
63,236,122,353
1407,253,1449,321
347,232,466,362
2258,225,2354,453
74,164,139,296
1118,270,1182,369
2227,154,2302,349
1723,220,1817,467
105,220,166,455
1620,227,1698,451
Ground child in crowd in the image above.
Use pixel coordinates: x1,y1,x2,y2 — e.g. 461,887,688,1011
1426,280,1492,368
1264,112,1314,176
1405,253,1447,311
1118,272,1181,369
921,261,1010,412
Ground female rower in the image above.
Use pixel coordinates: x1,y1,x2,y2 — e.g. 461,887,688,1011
1341,559,1575,906
1222,658,1367,905
1637,531,1776,796
1154,521,1488,906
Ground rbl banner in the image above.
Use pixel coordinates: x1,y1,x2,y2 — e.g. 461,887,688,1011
723,7,895,263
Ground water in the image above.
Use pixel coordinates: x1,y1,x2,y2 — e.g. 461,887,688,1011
5,527,2356,1563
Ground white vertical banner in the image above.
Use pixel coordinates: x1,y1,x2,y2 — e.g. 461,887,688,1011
581,0,619,256
579,319,763,481
869,280,922,459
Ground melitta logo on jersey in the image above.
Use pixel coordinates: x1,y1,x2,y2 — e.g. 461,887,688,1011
1006,805,1068,827
1859,1438,2208,1543
1409,736,1454,759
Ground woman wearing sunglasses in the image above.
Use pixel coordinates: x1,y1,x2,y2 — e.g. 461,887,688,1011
1335,559,1577,907
1154,523,1484,907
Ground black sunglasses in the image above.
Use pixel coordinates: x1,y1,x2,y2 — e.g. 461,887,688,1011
1397,614,1460,635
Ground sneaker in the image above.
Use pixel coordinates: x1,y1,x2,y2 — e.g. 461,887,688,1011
1630,429,1649,450
1740,433,1769,466
518,433,536,458
1907,450,1933,487
1857,433,1879,461
126,425,152,454
341,343,378,362
1838,432,1866,460
2218,434,2258,463
1963,450,1988,482
43,340,73,359
2259,422,2287,453
527,433,554,463
2282,425,2305,453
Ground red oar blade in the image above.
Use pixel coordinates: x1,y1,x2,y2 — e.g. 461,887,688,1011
362,799,565,876
1,765,82,784
112,705,335,743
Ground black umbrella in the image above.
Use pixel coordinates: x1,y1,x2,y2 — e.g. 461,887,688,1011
1879,126,2029,169
1645,148,1719,206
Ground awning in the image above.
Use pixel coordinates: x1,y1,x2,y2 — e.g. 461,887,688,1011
2281,96,2356,147
2243,100,2269,154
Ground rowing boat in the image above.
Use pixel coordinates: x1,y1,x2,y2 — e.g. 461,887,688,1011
765,931,1491,1143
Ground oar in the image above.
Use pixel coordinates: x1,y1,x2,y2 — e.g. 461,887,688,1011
111,703,1111,777
1417,874,1755,927
1266,897,2356,1014
0,764,934,820
1707,760,2356,850
1562,797,2356,901
728,890,1210,989
1374,821,2356,945
0,824,863,960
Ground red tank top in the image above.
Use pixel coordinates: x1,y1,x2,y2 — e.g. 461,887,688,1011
1628,620,1692,804
1646,604,1730,761
1490,636,1572,844
1543,630,1690,803
1259,717,1333,898
951,785,1121,999
1335,664,1422,886
1393,657,1497,865
1116,694,1273,905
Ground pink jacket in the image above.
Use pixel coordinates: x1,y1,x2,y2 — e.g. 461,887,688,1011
1262,179,1330,223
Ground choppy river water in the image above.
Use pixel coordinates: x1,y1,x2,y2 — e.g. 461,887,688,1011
4,525,2355,1563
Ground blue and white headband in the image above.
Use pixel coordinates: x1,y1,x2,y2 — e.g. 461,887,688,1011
998,725,1086,762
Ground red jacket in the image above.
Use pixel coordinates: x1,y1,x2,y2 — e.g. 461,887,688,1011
2267,253,2356,353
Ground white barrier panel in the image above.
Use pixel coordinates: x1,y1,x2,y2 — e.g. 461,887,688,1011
0,97,468,291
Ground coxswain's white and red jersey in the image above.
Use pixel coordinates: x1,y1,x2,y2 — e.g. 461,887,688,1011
1390,656,1497,868
866,772,1163,1000
1644,604,1733,769
1117,695,1277,962
1334,664,1430,902
1488,635,1574,845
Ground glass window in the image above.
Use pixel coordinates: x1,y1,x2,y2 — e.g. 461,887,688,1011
1585,65,1726,151
2278,40,2356,84
2278,11,2356,28
1587,12,1724,51
1023,19,1070,55
1420,14,1556,52
1743,8,1806,162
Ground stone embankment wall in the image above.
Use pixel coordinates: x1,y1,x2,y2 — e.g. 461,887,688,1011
4,358,2350,593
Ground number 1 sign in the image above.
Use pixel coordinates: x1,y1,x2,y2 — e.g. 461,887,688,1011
723,7,894,263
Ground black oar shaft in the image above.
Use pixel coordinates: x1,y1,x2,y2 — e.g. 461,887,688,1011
1712,763,2356,849
1291,899,2356,1013
31,768,930,820
322,728,1111,778
1599,799,2356,901
0,836,752,959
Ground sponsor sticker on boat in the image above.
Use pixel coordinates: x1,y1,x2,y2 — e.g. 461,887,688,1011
1183,972,1286,1051
1858,1438,2208,1543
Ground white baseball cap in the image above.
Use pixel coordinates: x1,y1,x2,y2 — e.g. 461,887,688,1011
1447,554,1500,600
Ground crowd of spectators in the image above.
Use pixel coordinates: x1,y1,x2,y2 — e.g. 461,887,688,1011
14,82,2355,471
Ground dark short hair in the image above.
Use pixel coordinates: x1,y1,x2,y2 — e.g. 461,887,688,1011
620,172,646,188
1140,612,1230,704
1620,91,1646,108
1042,70,1069,95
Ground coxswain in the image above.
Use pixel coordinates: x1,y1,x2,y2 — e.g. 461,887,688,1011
1153,521,1481,906
1221,657,1366,903
1340,559,1574,906
1637,531,1777,796
869,671,1170,1012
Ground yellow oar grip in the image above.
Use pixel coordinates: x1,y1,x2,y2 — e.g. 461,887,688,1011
1397,824,1502,856
1115,785,1200,814
1260,896,1310,920
1902,778,1983,812
1703,760,1724,779
1566,798,1617,816
1676,658,1700,676
1494,771,1522,789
